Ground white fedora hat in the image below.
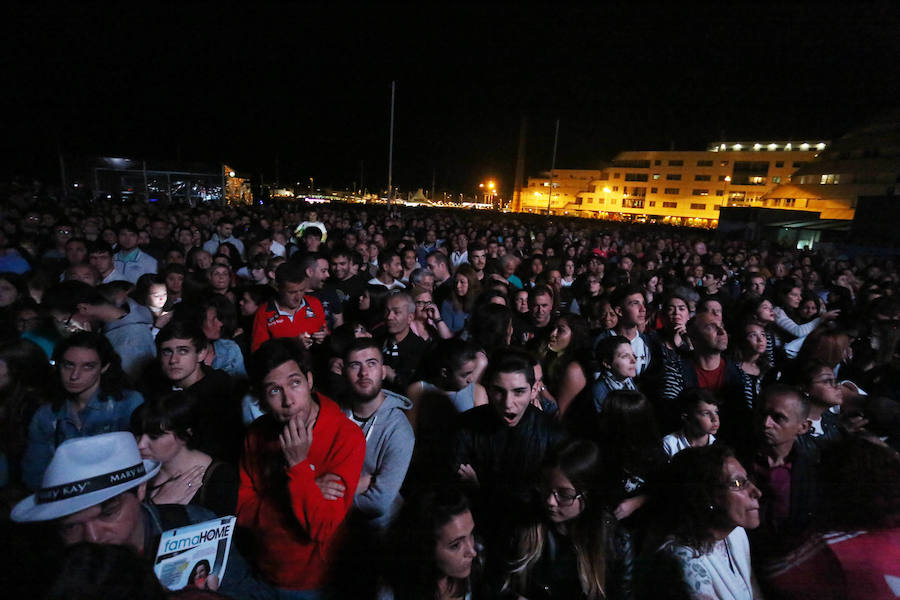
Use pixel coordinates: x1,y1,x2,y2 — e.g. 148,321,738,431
12,432,160,522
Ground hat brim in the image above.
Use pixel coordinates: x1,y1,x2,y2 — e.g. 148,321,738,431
11,458,160,523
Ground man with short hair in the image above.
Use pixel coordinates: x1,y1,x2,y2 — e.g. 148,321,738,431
203,217,244,257
141,321,243,463
113,222,158,283
450,350,560,521
514,285,555,348
251,260,327,352
11,432,269,599
468,242,487,281
408,267,435,292
450,233,469,268
326,247,368,316
746,273,767,298
594,284,661,384
425,250,452,305
144,217,173,261
42,281,156,381
340,340,414,529
379,290,428,393
64,263,101,286
368,251,406,290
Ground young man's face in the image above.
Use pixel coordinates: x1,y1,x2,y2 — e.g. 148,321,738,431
159,338,206,386
278,281,305,310
469,249,486,272
616,293,646,328
262,359,315,423
57,487,145,549
306,258,330,291
488,370,534,428
344,346,384,401
331,255,351,280
685,401,720,438
117,230,138,252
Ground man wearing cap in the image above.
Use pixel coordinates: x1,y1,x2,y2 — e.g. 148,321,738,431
11,432,272,599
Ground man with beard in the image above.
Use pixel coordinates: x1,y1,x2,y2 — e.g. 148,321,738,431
340,339,414,530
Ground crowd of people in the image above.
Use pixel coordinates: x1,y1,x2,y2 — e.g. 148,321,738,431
0,189,899,600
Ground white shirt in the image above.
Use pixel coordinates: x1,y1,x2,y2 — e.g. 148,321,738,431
662,430,716,458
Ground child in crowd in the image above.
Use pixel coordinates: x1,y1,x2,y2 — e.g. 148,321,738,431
662,388,720,458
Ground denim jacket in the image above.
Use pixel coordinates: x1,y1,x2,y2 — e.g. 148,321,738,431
21,389,143,490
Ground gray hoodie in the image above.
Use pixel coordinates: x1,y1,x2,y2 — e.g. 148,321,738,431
104,298,156,381
344,390,415,530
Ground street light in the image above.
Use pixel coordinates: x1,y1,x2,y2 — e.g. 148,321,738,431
602,187,611,205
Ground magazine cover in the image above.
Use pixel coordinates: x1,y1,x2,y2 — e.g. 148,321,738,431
153,516,236,591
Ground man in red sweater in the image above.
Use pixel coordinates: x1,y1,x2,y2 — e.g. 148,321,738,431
237,338,365,594
251,257,328,352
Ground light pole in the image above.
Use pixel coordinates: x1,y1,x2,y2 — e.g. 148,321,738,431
603,187,611,206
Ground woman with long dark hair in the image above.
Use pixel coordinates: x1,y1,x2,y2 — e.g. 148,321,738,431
131,391,239,517
499,439,634,600
640,445,762,600
21,332,143,490
381,486,480,600
539,313,593,418
441,264,481,333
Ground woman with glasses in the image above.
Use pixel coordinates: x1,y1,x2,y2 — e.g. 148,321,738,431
409,287,452,343
498,439,634,600
639,445,762,600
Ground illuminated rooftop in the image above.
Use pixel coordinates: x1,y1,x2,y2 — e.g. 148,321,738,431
707,141,829,152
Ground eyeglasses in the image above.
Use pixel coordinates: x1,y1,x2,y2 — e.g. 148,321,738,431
724,477,756,492
414,300,432,307
544,487,583,507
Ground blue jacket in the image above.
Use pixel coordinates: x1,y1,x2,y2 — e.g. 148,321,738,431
21,388,144,490
113,248,158,283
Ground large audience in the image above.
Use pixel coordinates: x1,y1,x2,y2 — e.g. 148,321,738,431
0,188,898,599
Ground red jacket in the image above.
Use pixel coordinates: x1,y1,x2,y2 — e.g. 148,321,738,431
250,297,327,352
236,394,365,590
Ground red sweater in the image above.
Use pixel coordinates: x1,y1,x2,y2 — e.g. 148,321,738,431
236,394,365,590
250,297,327,352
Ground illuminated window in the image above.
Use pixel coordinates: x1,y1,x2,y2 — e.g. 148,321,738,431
652,173,661,180
666,174,682,181
772,176,781,183
690,203,707,210
692,189,710,196
820,174,840,184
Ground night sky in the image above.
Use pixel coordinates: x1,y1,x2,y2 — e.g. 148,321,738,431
3,4,898,195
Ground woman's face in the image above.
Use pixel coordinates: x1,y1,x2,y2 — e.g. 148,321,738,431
414,293,433,320
548,320,573,353
600,303,618,330
358,291,371,311
202,307,223,341
136,431,185,464
454,274,469,298
148,284,167,310
514,291,529,314
0,279,18,307
743,323,767,356
448,359,477,391
165,272,184,295
434,510,477,580
807,367,843,407
59,347,107,397
609,343,637,379
665,298,689,328
543,467,585,524
785,287,803,309
644,276,659,292
564,260,575,277
756,300,775,323
720,457,761,531
799,299,818,320
239,292,260,317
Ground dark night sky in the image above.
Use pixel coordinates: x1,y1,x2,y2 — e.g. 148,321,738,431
3,4,898,194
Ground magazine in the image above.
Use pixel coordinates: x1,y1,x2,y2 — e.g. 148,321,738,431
153,515,236,591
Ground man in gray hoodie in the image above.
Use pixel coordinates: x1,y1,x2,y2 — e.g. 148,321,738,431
341,339,415,531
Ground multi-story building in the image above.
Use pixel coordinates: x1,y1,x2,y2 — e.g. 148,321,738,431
516,168,607,213
515,143,852,227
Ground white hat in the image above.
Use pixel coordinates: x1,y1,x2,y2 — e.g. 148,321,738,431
11,432,160,522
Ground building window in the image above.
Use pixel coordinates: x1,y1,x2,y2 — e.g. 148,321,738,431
662,201,678,208
772,199,781,206
692,189,710,196
714,204,721,210
652,173,661,180
775,161,784,167
612,186,619,192
697,160,714,167
690,203,707,210
575,197,582,205
668,160,684,166
784,199,796,207
597,198,605,204
654,160,661,166
715,190,724,196
718,175,727,182
613,173,620,178
664,188,680,195
625,173,649,182
772,176,781,183
624,199,645,208
694,174,711,181
649,201,656,207
820,174,840,184
612,159,651,168
650,187,658,193
666,174,682,181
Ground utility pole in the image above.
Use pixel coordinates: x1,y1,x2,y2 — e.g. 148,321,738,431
387,81,395,206
546,119,559,215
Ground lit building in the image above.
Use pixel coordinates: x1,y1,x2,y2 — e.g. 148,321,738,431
570,143,830,227
518,168,607,214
